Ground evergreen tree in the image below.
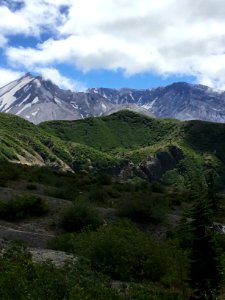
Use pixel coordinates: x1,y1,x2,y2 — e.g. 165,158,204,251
189,194,222,299
206,170,219,213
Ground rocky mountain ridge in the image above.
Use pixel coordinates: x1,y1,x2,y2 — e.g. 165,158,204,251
0,73,225,123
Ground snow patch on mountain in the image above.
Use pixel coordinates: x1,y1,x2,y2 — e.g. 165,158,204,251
19,94,31,106
32,97,39,104
1,74,225,124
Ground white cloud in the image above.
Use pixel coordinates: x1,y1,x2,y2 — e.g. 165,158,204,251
0,68,23,87
37,67,86,91
3,0,225,89
0,0,70,37
0,34,7,47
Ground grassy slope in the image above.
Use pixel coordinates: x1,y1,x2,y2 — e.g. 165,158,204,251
40,111,180,154
0,113,119,171
1,110,225,188
40,110,225,188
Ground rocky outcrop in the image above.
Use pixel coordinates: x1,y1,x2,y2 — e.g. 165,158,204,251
118,146,184,181
137,146,184,181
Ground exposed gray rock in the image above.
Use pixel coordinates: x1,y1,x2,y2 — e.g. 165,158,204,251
1,74,225,123
0,73,114,124
91,83,225,123
137,146,184,181
29,248,76,267
118,146,184,182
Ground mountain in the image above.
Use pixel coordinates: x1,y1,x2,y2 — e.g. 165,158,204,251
0,73,116,124
0,73,152,124
90,83,225,122
1,74,225,123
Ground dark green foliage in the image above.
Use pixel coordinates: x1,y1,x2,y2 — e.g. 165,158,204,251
176,217,194,251
51,221,181,283
0,244,122,300
206,169,220,213
96,173,112,185
189,195,222,299
39,110,225,188
26,183,37,190
184,120,225,163
151,181,166,193
0,243,183,300
118,191,168,222
1,112,225,298
1,111,225,187
127,284,181,300
40,110,179,155
89,188,109,205
0,113,121,174
0,195,49,221
60,201,104,232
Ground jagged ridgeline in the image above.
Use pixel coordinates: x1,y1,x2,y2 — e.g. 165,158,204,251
0,110,225,188
2,73,225,124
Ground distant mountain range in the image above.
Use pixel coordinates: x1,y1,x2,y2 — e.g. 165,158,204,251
0,73,225,123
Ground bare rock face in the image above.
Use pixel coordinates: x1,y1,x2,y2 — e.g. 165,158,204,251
137,146,184,181
118,146,184,182
0,74,114,124
89,83,225,123
1,74,225,123
30,248,76,267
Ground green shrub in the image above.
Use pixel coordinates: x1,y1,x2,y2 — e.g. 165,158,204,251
60,201,104,232
26,184,37,190
89,188,109,205
118,192,168,222
96,174,112,185
0,195,49,221
151,182,165,193
126,284,181,300
51,221,179,282
0,243,122,300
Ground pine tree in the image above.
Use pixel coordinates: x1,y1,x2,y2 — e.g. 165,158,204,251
206,170,219,213
189,195,222,300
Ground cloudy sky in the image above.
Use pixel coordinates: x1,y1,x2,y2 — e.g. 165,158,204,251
0,0,225,91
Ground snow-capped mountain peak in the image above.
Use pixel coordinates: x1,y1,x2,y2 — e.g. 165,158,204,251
0,74,117,123
0,74,225,123
0,73,34,110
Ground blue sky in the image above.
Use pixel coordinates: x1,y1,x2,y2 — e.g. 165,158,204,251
0,0,224,91
40,66,195,89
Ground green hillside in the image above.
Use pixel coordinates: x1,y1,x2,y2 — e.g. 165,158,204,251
1,111,225,299
0,110,225,189
40,110,180,154
40,110,225,188
0,113,120,172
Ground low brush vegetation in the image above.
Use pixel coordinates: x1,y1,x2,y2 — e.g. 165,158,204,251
60,201,104,232
0,161,225,299
0,195,49,221
39,110,225,189
51,220,182,283
1,112,225,298
118,190,168,222
0,111,225,188
0,243,182,300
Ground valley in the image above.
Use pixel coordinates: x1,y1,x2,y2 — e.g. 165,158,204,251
1,0,224,298
0,111,225,298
